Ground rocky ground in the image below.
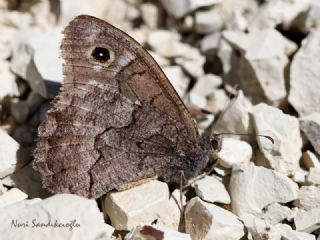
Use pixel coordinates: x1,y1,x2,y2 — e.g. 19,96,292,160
0,0,320,239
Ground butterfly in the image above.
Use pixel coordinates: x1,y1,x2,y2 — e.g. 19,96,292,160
33,15,222,199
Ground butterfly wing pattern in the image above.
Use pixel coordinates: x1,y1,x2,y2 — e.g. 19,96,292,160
33,15,210,198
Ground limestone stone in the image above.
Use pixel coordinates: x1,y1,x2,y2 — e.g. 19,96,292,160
194,176,231,204
292,3,320,33
195,8,223,33
163,66,190,97
289,29,320,116
262,203,292,225
0,194,109,240
223,29,287,106
252,103,302,175
0,188,27,208
141,3,159,29
217,138,252,168
185,197,244,240
148,51,170,67
230,164,298,217
200,32,221,54
295,208,320,233
300,113,320,155
206,89,229,114
278,224,316,240
307,168,320,185
294,185,320,211
104,180,169,231
0,61,19,102
160,0,221,18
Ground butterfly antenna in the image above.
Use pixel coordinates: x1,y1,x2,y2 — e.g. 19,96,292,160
213,132,274,144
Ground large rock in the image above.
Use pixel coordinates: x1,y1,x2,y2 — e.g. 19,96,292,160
295,208,320,233
0,194,109,240
104,180,169,231
160,0,221,18
300,113,320,155
223,29,287,106
185,197,244,240
230,164,298,217
289,29,320,116
10,27,63,98
252,103,302,175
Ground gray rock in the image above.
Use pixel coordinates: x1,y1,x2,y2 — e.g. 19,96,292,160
300,113,320,155
0,194,109,240
10,100,29,124
252,103,302,175
289,29,320,116
230,164,298,217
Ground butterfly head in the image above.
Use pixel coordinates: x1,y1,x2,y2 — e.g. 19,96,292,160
210,133,223,153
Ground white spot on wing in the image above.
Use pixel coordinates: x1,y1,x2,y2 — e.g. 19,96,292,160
112,51,135,76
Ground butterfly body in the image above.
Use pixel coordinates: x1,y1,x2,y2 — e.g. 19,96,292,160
34,15,214,198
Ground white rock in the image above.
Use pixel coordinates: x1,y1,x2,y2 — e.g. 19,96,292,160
295,208,320,233
194,176,230,204
252,103,302,175
200,32,221,53
249,0,313,30
157,189,185,230
127,26,149,45
125,225,191,240
192,74,222,96
226,10,248,31
223,29,287,105
307,168,320,185
195,8,223,33
0,188,27,208
175,54,205,78
284,36,299,56
294,185,320,211
292,169,308,184
262,203,292,225
0,61,19,102
300,113,320,155
160,0,221,18
10,27,63,98
163,66,190,97
278,224,316,240
217,138,252,168
0,194,109,240
289,29,320,116
185,197,244,240
303,151,320,169
104,180,169,231
217,38,233,74
206,89,229,114
188,92,207,109
0,25,16,60
148,51,170,67
0,130,21,178
0,180,7,195
141,3,158,29
105,224,115,239
214,91,254,137
230,164,298,217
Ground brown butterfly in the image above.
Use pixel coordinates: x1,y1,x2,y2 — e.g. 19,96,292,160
33,15,222,199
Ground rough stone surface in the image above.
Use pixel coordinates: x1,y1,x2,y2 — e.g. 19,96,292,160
217,138,252,168
295,207,320,233
294,185,320,211
307,168,320,185
223,29,287,106
185,197,244,240
0,194,109,240
0,188,27,208
104,180,169,231
289,29,320,116
300,113,320,155
252,103,302,175
230,164,298,217
194,176,230,204
262,203,292,225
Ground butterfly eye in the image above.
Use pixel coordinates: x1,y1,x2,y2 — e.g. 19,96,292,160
210,135,222,152
91,47,110,63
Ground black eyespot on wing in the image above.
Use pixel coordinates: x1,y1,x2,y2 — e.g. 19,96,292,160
91,47,110,63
